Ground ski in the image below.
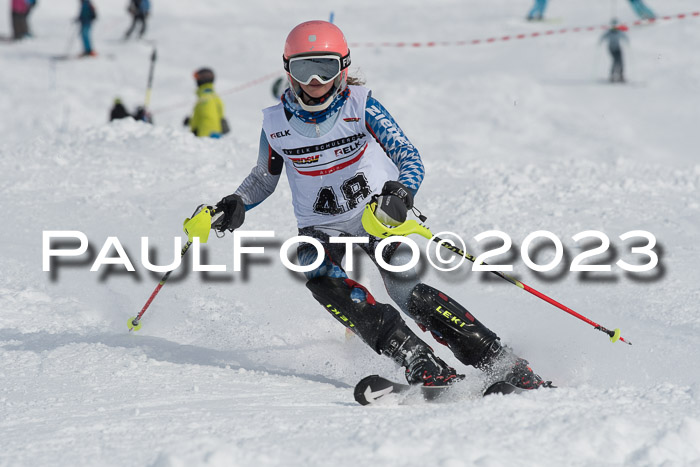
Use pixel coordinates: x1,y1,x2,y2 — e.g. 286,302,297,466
483,380,527,396
50,53,116,61
354,375,532,405
525,17,564,24
353,375,451,405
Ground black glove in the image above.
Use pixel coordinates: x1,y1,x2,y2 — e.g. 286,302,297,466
183,116,191,126
213,194,245,232
374,181,414,226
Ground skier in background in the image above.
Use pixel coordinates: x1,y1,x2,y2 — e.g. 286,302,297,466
76,0,97,57
628,0,655,20
10,0,29,40
600,19,629,83
526,0,548,21
184,68,229,138
124,0,150,40
25,0,36,37
204,21,552,390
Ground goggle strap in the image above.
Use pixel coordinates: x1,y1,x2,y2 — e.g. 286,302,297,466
340,52,351,70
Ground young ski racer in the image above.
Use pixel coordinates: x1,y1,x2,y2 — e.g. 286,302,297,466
204,20,552,391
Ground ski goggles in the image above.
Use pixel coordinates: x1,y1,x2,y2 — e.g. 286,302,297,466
284,53,351,85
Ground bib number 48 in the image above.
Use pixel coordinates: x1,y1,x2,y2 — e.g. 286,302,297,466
313,173,371,215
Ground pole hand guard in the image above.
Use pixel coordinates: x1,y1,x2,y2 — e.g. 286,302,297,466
183,204,217,243
361,200,433,240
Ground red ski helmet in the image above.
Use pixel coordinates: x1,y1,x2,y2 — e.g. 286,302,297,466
283,21,351,112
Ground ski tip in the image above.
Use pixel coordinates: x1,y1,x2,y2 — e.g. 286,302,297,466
354,375,407,406
354,375,379,406
483,381,525,397
354,375,456,405
483,380,557,397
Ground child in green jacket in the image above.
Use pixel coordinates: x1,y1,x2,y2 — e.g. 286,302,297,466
186,68,229,138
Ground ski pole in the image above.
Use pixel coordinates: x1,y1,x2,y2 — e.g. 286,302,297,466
143,47,157,112
128,205,217,331
128,240,191,331
361,202,632,345
59,22,78,58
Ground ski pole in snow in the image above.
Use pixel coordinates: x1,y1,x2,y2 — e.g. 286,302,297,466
128,205,218,331
361,202,632,345
52,22,78,60
143,47,157,113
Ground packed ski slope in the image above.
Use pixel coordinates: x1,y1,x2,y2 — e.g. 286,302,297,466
1,0,700,465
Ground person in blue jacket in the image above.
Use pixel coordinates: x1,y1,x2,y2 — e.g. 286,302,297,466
527,0,548,21
124,0,150,40
600,19,630,83
76,0,97,57
25,0,37,37
628,0,655,20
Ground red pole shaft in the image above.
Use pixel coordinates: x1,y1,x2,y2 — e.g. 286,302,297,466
130,240,192,330
433,237,630,344
134,282,165,323
521,283,630,344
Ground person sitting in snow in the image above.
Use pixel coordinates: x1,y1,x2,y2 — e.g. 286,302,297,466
133,106,153,124
109,98,154,123
201,21,553,391
109,98,131,121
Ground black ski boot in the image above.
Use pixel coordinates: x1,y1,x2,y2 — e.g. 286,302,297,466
377,319,462,387
404,349,462,387
503,358,553,389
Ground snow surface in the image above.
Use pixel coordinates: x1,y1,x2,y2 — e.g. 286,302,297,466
2,0,700,466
